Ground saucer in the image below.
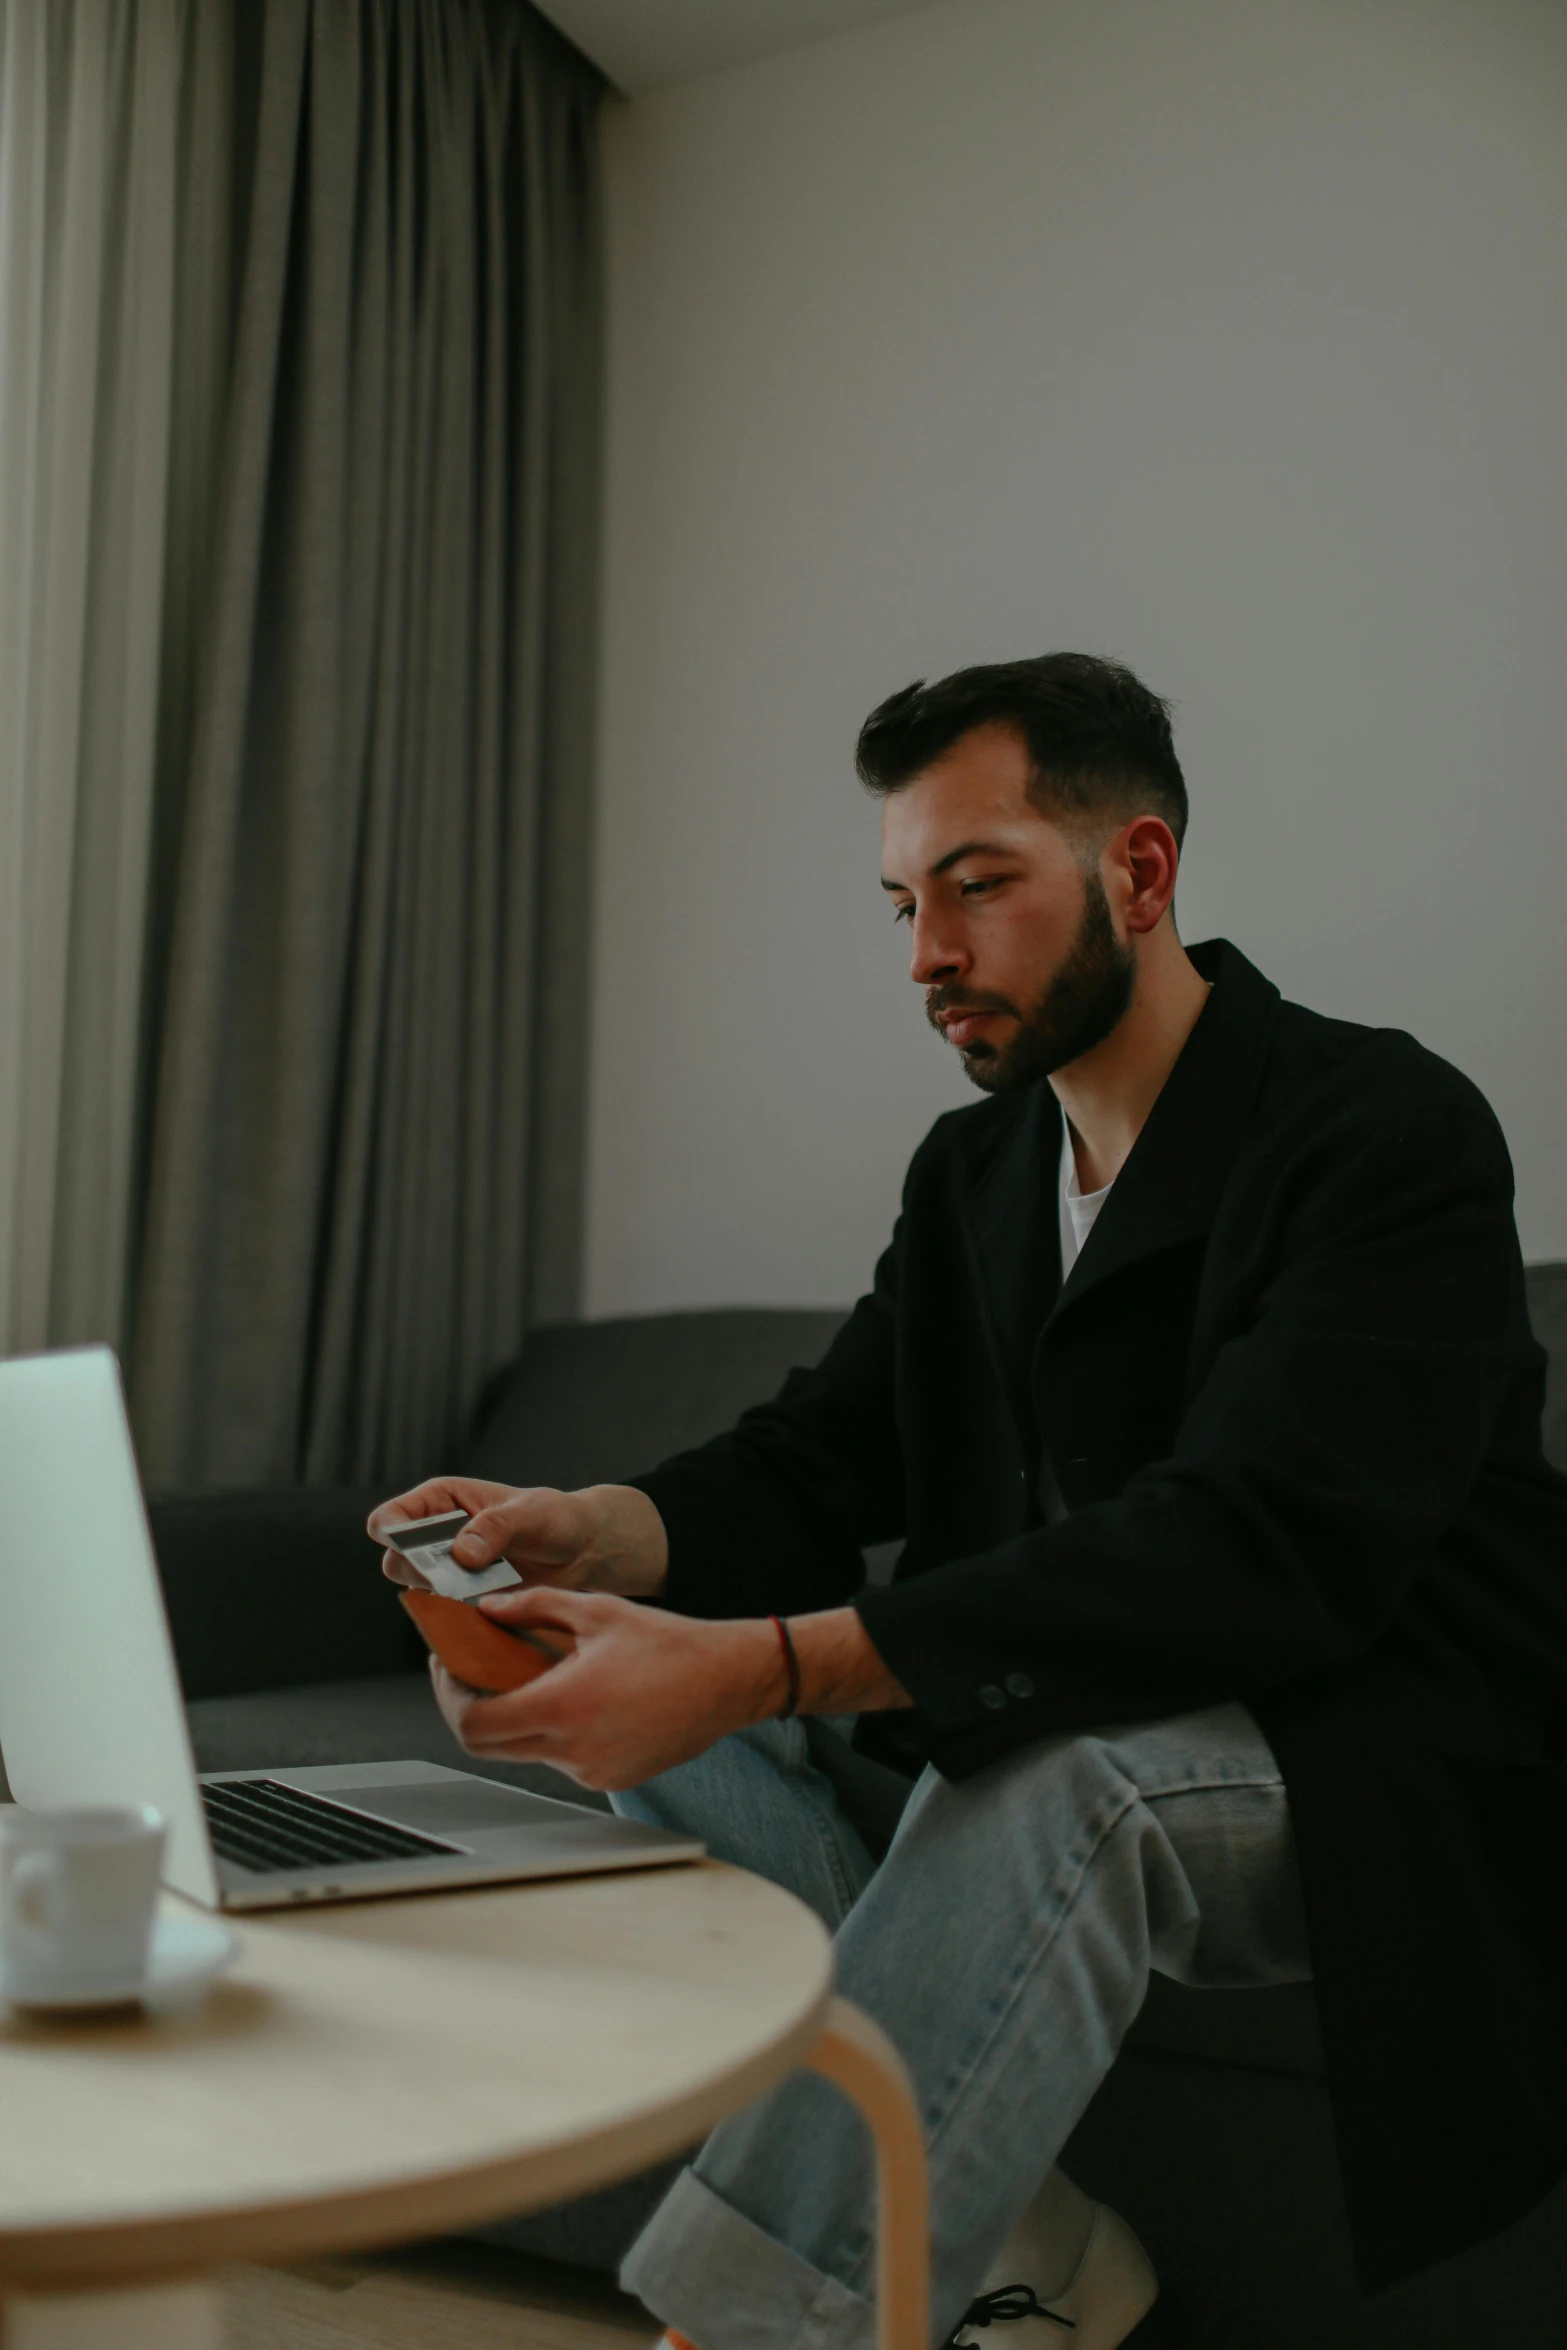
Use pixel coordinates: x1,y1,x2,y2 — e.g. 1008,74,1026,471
3,1912,239,2016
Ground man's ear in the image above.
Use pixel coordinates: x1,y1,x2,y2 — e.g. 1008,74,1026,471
1115,815,1180,934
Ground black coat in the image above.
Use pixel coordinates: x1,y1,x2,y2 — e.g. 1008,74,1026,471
634,937,1567,2293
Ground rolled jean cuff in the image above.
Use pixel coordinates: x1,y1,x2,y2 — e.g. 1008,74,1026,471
621,2168,874,2350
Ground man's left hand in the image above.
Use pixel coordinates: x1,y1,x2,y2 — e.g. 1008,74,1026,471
429,1586,787,1791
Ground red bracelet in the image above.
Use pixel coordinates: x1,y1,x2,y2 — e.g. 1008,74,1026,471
769,1614,801,1719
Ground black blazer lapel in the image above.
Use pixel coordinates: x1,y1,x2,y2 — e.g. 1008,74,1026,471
961,1077,1063,1462
1048,937,1281,1327
957,938,1281,1467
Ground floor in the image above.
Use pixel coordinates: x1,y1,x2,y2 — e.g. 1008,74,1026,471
224,2236,1191,2350
226,2239,656,2350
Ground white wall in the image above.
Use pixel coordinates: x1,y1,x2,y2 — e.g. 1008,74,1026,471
584,0,1567,1318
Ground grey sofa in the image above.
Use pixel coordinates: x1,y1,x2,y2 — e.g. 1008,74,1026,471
88,1274,1567,2344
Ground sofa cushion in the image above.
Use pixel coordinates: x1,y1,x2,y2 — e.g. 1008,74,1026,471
148,1486,421,1700
185,1671,612,1812
1126,1971,1325,2076
460,1308,849,1489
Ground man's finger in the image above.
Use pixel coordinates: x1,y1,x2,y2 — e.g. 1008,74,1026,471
454,1489,572,1569
368,1476,524,1545
457,1718,563,1762
429,1656,570,1748
428,1660,560,1760
476,1583,608,1637
369,1485,439,1543
368,1478,470,1543
455,1671,577,1745
429,1656,481,1739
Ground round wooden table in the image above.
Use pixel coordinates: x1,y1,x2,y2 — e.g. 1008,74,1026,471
0,1864,927,2350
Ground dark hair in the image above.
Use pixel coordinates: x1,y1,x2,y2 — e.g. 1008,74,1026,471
854,652,1187,849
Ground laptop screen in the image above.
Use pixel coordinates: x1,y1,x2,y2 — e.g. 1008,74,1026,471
0,1346,219,1904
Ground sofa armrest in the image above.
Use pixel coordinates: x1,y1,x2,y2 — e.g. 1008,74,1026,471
145,1487,424,1702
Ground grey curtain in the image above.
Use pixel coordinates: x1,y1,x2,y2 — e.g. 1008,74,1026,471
128,0,604,1489
0,0,233,1361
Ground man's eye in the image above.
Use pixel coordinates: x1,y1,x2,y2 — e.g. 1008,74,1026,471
890,903,913,924
959,878,996,898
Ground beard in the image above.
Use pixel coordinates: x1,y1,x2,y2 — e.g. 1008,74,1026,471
926,868,1136,1093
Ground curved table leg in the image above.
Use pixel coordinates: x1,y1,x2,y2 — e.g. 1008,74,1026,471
2,2280,219,2348
805,1995,930,2350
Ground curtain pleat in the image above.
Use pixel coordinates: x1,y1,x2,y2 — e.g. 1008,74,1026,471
0,0,229,1356
126,0,604,1488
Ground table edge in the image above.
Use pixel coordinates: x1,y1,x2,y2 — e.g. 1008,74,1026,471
0,1982,835,2294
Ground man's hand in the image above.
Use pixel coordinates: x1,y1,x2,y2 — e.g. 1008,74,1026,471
430,1589,911,1791
429,1587,781,1789
366,1479,669,1600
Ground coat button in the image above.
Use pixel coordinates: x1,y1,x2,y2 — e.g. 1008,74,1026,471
978,1684,1007,1710
1005,1672,1035,1699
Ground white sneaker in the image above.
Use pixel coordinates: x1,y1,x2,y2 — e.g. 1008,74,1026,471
961,2202,1159,2350
1039,2202,1158,2345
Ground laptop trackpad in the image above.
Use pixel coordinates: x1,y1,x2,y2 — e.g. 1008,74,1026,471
344,1777,599,1837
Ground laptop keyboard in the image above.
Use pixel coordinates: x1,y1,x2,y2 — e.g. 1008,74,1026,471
201,1778,464,1875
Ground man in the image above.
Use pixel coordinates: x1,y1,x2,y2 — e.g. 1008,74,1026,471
372,654,1567,2350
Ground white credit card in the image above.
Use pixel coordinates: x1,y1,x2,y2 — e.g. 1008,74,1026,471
383,1512,524,1602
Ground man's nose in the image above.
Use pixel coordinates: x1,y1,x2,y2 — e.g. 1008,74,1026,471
908,912,968,988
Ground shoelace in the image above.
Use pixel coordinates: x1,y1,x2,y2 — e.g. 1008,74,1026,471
943,2281,1077,2344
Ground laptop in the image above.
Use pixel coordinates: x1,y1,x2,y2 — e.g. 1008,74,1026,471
0,1346,703,1909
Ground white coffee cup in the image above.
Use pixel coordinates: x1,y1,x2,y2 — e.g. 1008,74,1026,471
0,1804,166,2004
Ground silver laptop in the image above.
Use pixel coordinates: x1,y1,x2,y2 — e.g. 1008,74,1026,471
0,1346,703,1909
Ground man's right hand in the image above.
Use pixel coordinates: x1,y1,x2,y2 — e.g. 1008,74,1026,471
366,1479,670,1602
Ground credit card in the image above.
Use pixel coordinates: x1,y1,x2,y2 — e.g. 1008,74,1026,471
383,1512,524,1602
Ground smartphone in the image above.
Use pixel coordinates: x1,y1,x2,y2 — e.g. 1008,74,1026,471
399,1587,573,1694
383,1511,524,1602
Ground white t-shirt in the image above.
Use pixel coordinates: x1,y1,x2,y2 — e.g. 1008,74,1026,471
1058,1106,1113,1280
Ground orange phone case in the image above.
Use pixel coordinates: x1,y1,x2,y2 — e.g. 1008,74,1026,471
399,1588,573,1694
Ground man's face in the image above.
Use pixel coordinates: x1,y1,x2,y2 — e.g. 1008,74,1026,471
879,721,1136,1092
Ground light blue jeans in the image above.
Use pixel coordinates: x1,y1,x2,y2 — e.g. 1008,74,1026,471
611,1702,1312,2350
